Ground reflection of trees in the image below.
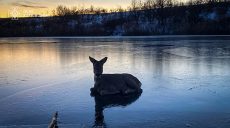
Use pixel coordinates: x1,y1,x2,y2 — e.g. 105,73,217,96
4,38,226,78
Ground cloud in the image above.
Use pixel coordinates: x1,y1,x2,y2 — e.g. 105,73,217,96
11,0,47,8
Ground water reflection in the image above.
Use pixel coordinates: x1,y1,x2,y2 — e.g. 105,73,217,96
1,37,230,81
0,36,230,126
92,93,142,128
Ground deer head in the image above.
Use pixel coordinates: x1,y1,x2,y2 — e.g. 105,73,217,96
89,56,107,77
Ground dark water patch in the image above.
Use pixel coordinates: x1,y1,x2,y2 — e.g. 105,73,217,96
142,44,174,47
162,51,193,59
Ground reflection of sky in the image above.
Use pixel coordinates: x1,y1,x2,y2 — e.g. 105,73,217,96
0,37,230,87
0,36,230,126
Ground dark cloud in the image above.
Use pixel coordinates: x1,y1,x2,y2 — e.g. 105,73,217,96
11,1,47,8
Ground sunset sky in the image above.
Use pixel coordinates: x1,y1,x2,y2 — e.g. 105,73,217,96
0,0,132,18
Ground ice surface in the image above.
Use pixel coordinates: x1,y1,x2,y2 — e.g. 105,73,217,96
0,36,230,127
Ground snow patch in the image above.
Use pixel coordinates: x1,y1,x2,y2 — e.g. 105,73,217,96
226,8,230,17
67,20,77,28
113,26,124,36
199,11,218,21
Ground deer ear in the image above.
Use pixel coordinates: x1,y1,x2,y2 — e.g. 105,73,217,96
89,56,97,63
100,57,107,64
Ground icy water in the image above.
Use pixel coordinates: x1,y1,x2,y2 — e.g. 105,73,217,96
0,36,230,128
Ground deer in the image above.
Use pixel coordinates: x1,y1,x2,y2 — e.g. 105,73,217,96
89,56,142,96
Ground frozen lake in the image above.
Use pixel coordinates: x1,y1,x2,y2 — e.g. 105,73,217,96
0,36,230,128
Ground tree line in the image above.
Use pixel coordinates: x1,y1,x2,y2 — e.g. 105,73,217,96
53,0,229,16
0,0,229,36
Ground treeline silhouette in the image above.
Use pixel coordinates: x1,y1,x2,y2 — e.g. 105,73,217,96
0,0,230,36
52,0,229,15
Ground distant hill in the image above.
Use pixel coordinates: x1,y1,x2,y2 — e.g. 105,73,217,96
0,2,230,36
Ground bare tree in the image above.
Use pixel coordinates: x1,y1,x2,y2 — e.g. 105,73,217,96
55,5,71,16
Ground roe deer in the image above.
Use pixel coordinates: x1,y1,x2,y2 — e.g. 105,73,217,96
89,56,142,96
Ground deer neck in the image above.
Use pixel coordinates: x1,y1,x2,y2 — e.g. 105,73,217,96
94,74,102,82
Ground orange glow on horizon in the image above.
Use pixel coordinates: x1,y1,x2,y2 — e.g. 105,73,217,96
0,0,131,18
0,0,189,18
